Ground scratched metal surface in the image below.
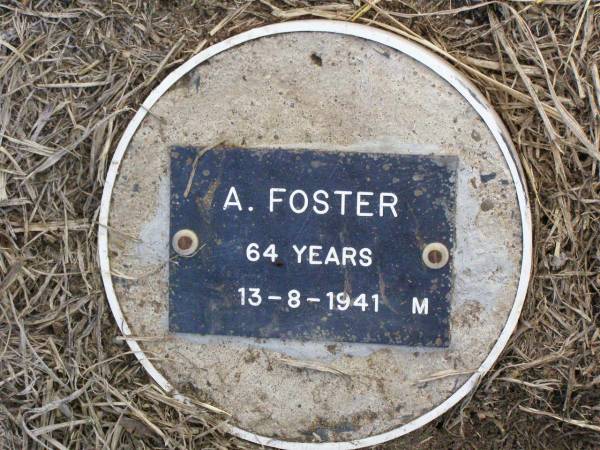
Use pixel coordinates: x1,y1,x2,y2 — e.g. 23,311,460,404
169,147,457,346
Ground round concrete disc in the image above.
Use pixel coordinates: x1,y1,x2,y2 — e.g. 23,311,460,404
99,21,531,449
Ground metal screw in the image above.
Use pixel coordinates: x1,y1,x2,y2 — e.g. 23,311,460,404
172,229,199,257
422,242,449,269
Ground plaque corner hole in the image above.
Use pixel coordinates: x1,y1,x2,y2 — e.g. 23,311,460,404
172,229,199,256
422,242,449,269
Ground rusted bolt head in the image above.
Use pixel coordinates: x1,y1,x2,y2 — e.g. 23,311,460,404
422,242,449,269
172,229,199,257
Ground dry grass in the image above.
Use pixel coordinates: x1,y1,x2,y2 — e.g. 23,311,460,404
0,1,599,448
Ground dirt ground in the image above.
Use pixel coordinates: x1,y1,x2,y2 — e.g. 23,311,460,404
0,1,599,449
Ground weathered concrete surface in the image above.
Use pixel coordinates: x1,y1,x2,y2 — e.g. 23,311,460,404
108,32,522,442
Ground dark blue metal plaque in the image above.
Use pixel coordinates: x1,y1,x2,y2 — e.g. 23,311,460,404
169,147,456,347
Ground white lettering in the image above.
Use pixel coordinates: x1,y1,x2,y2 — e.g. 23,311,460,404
292,245,372,266
223,186,242,211
292,244,307,263
308,245,323,265
312,189,330,214
289,189,309,213
412,297,429,315
333,190,352,215
379,192,398,217
356,191,374,217
359,248,372,267
269,188,286,212
342,247,357,266
324,246,340,265
266,188,399,217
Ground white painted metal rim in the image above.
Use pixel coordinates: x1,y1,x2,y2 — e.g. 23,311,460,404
98,19,533,449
